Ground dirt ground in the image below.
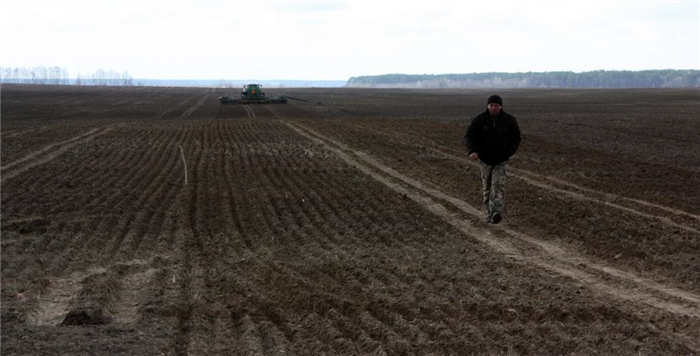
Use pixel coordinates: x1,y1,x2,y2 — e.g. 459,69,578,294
1,84,699,355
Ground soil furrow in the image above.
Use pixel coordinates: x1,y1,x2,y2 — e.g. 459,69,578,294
286,121,700,319
435,147,700,233
124,131,191,258
171,144,203,355
104,134,185,264
5,86,700,355
222,125,257,251
353,121,700,229
304,120,700,288
1,127,114,182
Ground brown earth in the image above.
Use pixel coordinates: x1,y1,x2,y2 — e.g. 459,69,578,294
1,84,699,355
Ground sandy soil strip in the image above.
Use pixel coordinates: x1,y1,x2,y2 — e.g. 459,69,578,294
27,258,159,326
1,127,113,182
27,268,105,326
286,121,700,319
110,268,157,324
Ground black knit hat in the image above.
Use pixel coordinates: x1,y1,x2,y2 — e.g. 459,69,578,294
487,95,503,106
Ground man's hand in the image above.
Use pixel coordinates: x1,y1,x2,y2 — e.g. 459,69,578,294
469,152,479,161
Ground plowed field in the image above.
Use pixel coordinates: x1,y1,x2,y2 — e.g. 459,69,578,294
2,84,699,355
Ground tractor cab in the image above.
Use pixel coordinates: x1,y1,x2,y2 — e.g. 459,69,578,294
242,84,265,100
219,83,287,104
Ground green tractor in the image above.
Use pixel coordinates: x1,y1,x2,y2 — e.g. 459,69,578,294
219,84,288,104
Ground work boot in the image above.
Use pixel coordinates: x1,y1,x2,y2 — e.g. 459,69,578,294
490,212,502,225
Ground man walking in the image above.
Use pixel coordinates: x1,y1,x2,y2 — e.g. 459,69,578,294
464,95,521,224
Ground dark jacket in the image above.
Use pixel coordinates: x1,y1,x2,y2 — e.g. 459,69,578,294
464,109,521,166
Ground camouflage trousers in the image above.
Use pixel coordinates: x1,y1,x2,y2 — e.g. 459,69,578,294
480,161,508,217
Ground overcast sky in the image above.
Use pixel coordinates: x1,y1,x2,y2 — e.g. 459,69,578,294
1,1,698,80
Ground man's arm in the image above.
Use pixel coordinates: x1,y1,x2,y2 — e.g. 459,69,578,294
464,117,480,155
508,117,521,157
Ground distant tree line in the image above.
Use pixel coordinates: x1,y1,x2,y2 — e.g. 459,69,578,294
1,66,133,86
347,70,700,88
1,66,70,85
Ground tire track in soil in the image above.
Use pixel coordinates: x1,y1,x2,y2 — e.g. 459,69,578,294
433,148,700,234
243,105,257,119
350,122,700,230
340,122,700,295
0,125,152,233
285,122,700,322
156,93,197,118
1,123,126,217
264,106,283,119
1,126,114,182
2,127,40,139
175,95,208,120
287,122,700,352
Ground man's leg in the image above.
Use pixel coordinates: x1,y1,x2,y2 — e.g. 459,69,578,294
480,162,494,220
489,161,508,223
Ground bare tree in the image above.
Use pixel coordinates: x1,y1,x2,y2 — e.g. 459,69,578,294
1,66,134,86
94,69,106,86
121,71,133,86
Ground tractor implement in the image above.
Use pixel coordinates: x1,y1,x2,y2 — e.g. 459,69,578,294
219,84,288,104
